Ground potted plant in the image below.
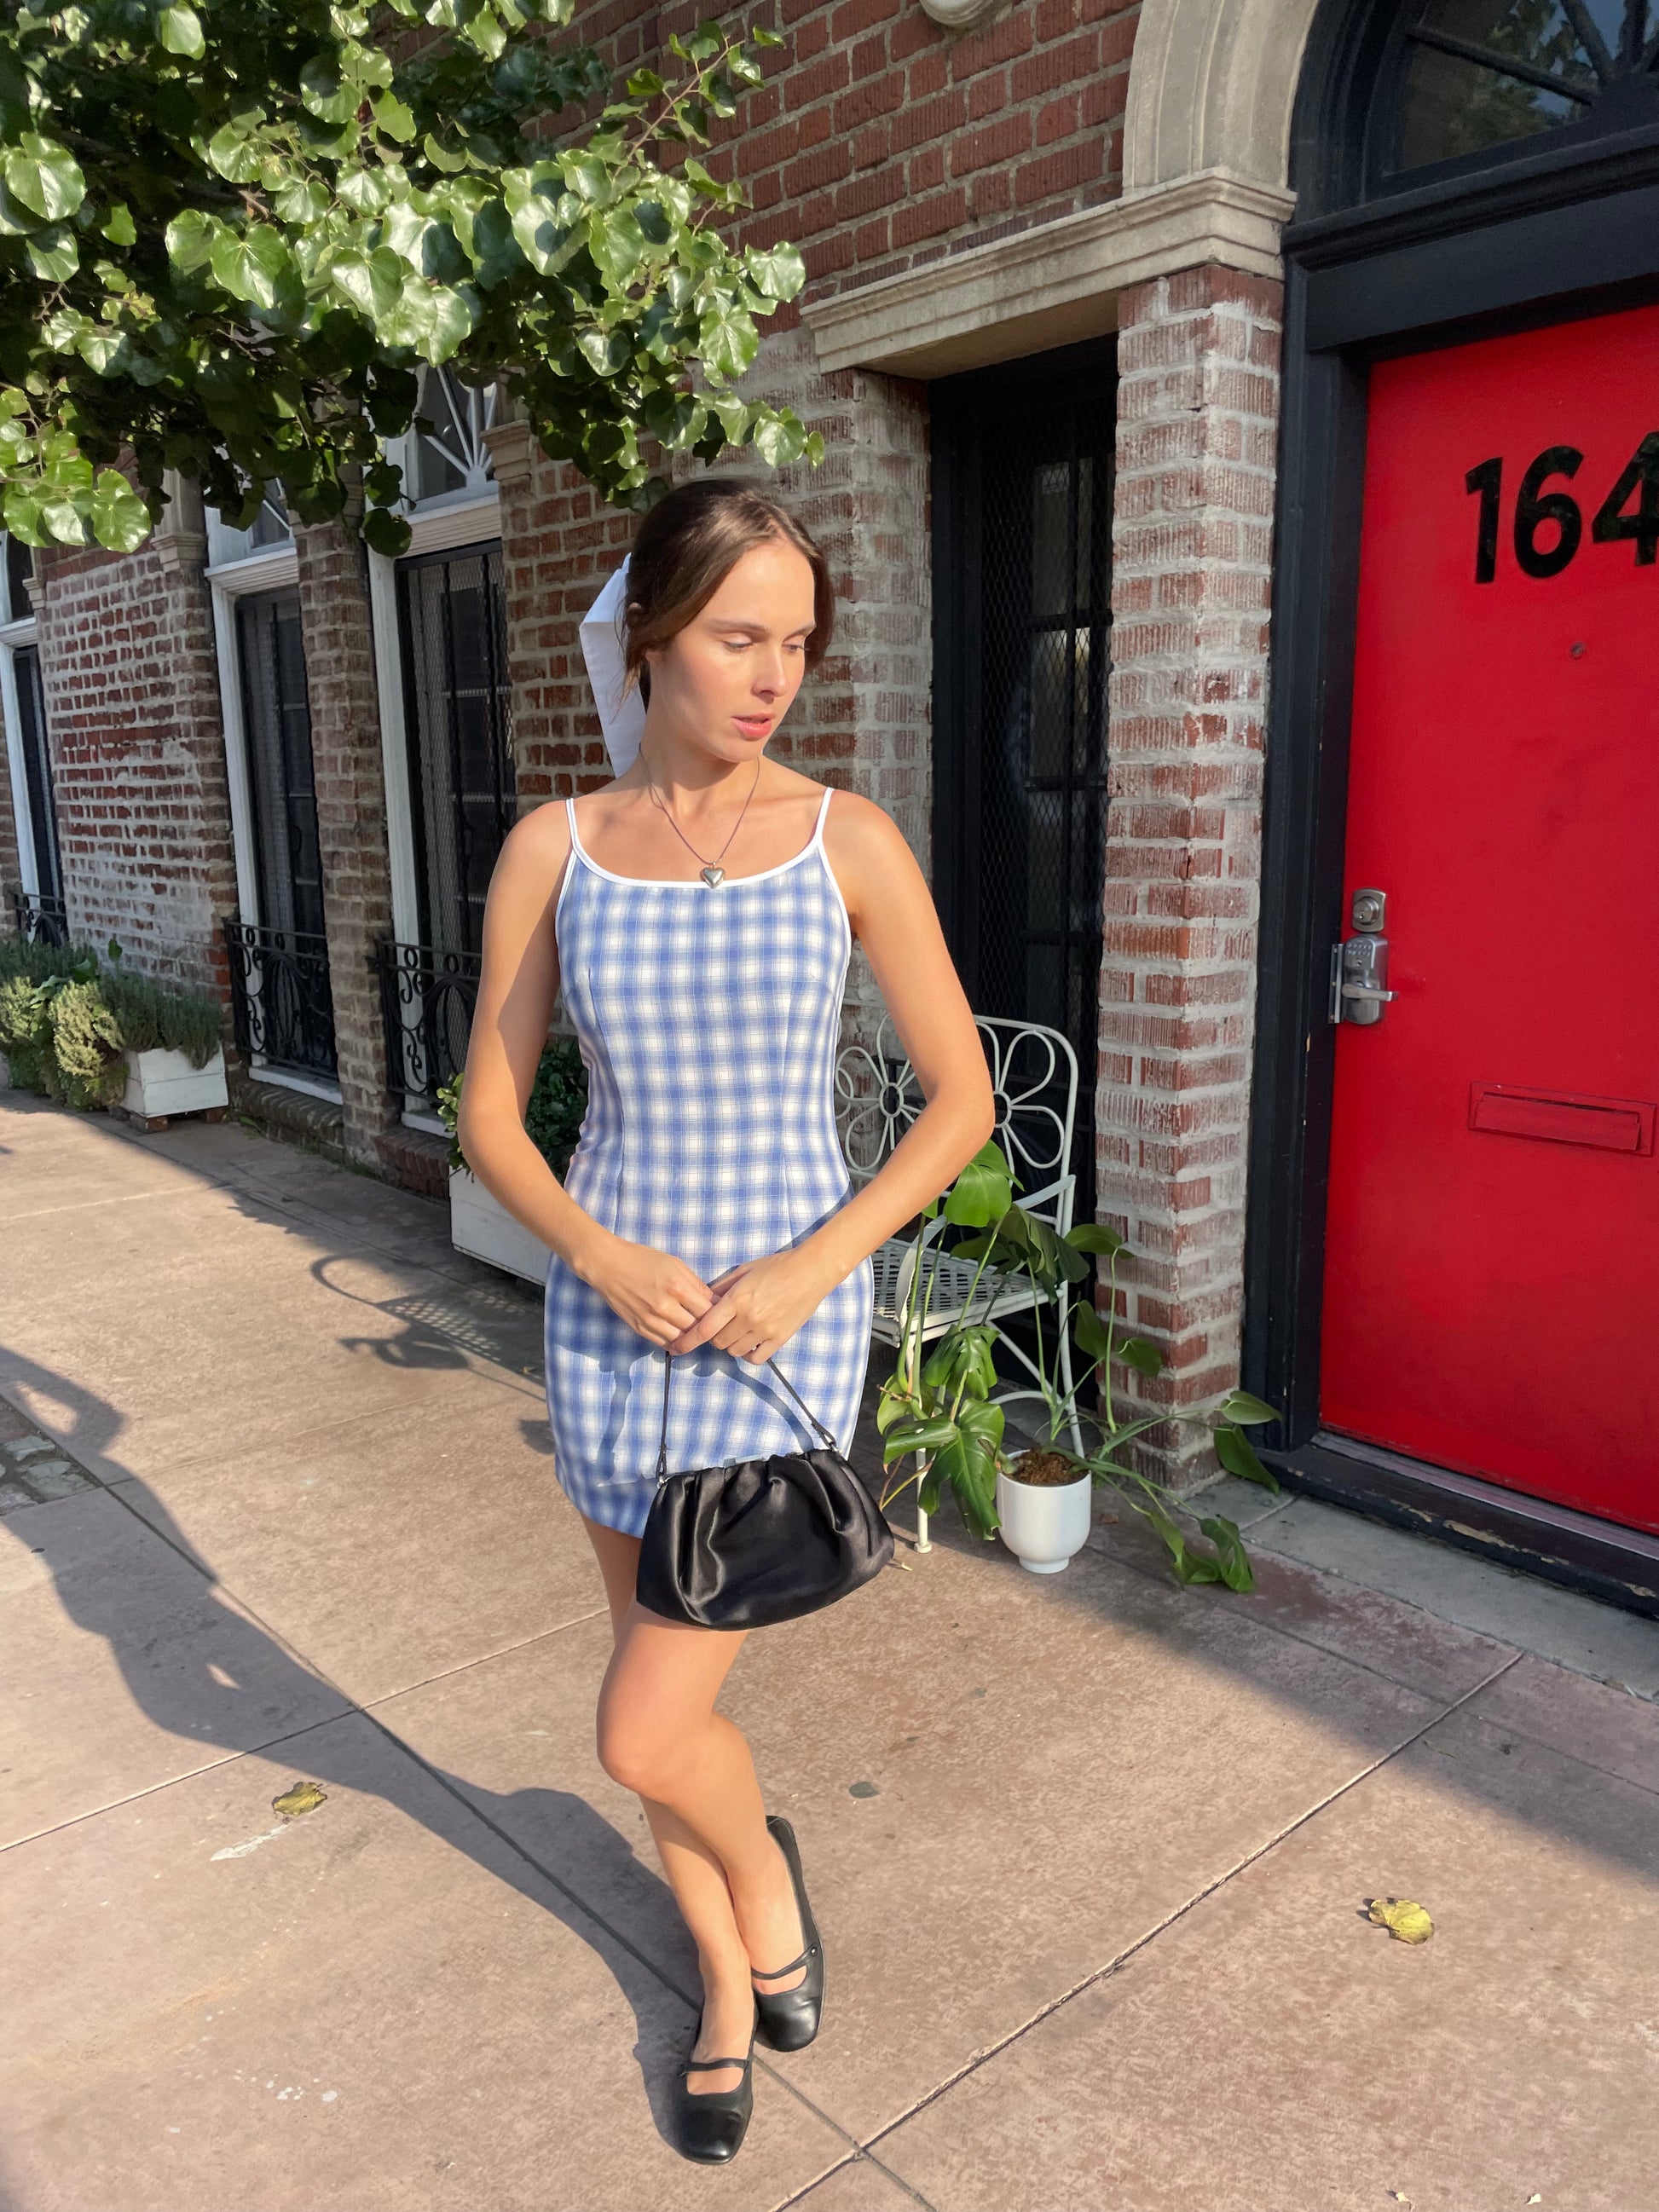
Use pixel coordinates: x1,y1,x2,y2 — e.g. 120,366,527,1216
0,937,225,1123
436,1039,587,1284
876,1141,1280,1588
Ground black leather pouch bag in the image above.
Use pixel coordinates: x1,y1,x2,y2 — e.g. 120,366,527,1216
635,1350,894,1630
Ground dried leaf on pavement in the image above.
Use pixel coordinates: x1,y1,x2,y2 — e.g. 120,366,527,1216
1367,1896,1434,1943
273,1780,327,1818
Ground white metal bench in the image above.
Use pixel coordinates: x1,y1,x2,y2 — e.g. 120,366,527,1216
835,1014,1083,1550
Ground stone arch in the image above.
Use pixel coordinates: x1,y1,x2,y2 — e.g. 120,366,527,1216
1123,0,1324,198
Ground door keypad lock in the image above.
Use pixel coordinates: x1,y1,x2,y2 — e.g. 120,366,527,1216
1331,887,1398,1026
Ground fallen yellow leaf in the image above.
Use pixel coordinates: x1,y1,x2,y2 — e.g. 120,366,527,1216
1367,1896,1433,1943
273,1781,327,1819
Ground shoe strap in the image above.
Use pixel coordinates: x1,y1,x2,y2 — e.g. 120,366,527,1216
750,1943,814,1978
685,2054,754,2071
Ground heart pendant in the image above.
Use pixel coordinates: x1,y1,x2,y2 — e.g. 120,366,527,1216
700,864,725,887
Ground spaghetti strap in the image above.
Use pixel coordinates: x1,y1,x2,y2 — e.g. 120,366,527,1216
810,785,835,846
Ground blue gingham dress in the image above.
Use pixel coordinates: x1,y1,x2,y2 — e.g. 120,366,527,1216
544,784,875,1537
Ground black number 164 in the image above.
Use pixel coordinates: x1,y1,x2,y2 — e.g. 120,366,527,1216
1465,434,1659,582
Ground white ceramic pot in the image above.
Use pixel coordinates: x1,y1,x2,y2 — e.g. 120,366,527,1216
121,1045,228,1119
995,1459,1094,1574
448,1168,551,1285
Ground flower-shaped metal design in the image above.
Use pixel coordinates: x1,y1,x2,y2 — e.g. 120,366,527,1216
836,1013,1078,1224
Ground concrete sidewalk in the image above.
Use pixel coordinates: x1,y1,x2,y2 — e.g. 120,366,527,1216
2,1090,1656,2212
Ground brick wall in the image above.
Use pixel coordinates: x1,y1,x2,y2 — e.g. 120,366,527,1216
565,0,1138,303
292,520,399,1166
32,537,235,997
1099,266,1283,1476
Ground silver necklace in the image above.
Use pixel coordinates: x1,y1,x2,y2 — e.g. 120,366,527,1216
645,757,762,887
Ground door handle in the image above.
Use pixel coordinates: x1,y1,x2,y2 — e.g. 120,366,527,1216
1330,887,1397,1026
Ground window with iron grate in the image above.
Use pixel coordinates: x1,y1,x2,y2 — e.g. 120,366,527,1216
236,588,325,943
396,540,515,960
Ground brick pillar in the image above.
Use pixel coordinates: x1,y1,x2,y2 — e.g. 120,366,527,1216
1100,265,1283,1481
32,487,236,999
292,519,397,1167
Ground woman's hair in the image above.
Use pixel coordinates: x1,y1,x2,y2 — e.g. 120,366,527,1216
621,476,835,705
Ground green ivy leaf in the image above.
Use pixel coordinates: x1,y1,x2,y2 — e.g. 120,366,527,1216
205,121,267,184
100,202,137,246
77,328,133,376
90,468,152,552
697,296,758,380
25,224,77,280
3,134,86,222
509,186,578,274
158,5,205,58
361,505,412,557
164,208,215,271
587,204,645,286
299,58,358,124
208,222,292,310
373,90,418,143
743,242,804,300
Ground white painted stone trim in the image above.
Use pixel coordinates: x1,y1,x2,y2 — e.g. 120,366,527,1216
802,170,1293,378
1123,0,1321,197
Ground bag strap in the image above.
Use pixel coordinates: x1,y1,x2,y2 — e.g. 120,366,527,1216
656,1347,838,1479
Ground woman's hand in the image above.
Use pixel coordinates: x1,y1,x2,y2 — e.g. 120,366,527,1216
574,1230,716,1347
666,1247,840,1364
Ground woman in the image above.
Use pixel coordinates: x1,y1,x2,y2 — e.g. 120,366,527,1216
459,477,994,2163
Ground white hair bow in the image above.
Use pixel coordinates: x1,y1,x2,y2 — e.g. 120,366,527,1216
578,555,647,776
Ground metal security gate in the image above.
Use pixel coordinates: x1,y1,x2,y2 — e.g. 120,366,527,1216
14,642,63,924
223,586,336,1080
932,338,1115,1225
397,540,514,959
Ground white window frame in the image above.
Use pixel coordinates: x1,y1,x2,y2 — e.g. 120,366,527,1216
370,367,503,1134
0,534,45,907
203,514,344,1105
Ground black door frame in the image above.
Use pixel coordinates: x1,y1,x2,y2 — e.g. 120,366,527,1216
1244,12,1659,1613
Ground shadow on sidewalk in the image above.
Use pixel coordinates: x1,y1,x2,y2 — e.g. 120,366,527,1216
0,1340,706,2147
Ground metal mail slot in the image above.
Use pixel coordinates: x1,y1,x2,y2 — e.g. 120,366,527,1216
1469,1083,1656,1156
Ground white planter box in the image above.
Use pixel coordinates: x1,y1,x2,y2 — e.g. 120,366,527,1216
121,1045,228,1119
995,1461,1094,1574
449,1168,551,1285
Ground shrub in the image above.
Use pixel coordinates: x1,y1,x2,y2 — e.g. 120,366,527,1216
437,1037,588,1177
0,936,223,1107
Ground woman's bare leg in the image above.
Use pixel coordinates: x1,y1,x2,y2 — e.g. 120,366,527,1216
577,1512,809,2095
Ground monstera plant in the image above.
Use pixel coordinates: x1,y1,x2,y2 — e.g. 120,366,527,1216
876,1141,1280,1590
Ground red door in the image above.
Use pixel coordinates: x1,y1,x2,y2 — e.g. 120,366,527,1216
1321,304,1659,1533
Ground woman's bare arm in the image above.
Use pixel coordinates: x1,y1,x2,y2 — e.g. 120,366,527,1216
457,805,716,1346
